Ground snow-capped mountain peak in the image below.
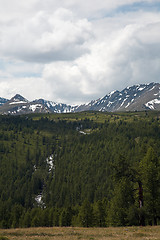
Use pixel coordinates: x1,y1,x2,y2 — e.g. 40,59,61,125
76,82,160,112
10,94,28,103
0,82,159,115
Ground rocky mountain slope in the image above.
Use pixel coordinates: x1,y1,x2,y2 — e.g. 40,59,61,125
0,97,9,106
78,82,160,112
0,94,78,115
0,82,159,114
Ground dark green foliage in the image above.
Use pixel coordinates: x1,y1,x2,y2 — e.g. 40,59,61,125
93,200,106,227
107,178,136,226
0,112,160,228
59,207,72,226
78,200,94,227
139,147,160,225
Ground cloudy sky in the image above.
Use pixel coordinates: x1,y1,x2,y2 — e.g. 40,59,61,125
0,0,160,104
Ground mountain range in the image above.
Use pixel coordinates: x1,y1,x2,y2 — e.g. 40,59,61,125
0,82,159,115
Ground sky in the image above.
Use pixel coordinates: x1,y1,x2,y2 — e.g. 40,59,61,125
0,0,160,104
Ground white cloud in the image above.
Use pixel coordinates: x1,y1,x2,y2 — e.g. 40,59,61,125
37,0,160,18
42,13,160,104
0,0,160,104
0,8,93,62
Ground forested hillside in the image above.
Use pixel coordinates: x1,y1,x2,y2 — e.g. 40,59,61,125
0,111,160,228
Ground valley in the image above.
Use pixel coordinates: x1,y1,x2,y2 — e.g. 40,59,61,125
0,111,160,228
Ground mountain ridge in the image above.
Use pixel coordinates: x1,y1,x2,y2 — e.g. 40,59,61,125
0,82,159,115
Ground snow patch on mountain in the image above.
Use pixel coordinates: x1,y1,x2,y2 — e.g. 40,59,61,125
125,102,131,108
29,104,43,112
9,101,27,105
120,98,127,107
0,82,159,114
145,99,160,110
108,90,117,97
138,87,145,91
149,86,156,91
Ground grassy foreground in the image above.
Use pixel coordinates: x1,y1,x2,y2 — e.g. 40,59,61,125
0,226,160,240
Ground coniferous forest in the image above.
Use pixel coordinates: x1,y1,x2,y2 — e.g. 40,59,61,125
0,111,160,228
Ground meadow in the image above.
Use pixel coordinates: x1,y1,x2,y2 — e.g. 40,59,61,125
1,226,160,240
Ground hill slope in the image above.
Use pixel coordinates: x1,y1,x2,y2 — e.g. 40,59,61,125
0,111,160,228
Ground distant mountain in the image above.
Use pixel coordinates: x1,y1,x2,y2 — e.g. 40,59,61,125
0,97,8,106
0,82,159,115
0,94,49,115
0,94,78,115
77,82,160,112
32,99,78,113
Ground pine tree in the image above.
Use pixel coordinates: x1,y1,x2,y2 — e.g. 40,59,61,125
139,147,160,225
93,200,106,227
78,199,93,227
107,177,135,226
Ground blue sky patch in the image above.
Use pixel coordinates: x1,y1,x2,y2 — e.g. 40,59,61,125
97,1,160,19
117,1,160,13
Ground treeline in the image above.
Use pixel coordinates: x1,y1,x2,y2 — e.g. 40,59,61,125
0,113,160,228
0,199,129,228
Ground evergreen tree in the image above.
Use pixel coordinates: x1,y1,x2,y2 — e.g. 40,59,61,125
59,208,72,226
139,147,160,225
93,200,106,227
22,211,31,228
11,204,24,228
107,177,136,226
78,199,93,227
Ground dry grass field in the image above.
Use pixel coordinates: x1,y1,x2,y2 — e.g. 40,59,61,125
0,226,160,240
